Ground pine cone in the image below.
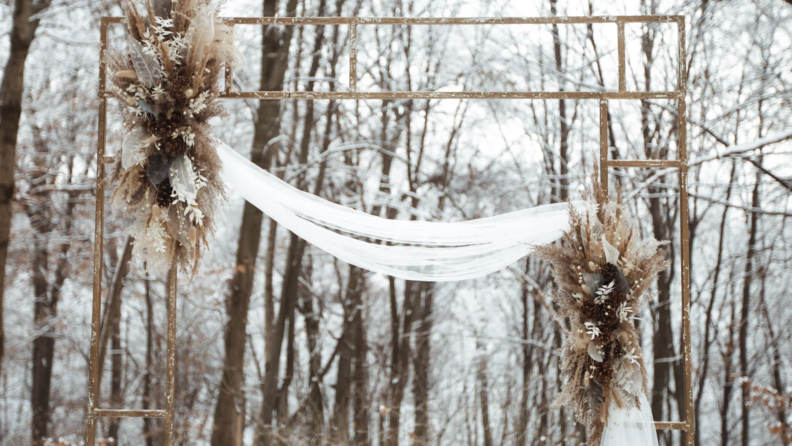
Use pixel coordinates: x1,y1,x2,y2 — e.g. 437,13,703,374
593,361,614,383
611,291,627,308
601,263,619,282
161,138,187,157
147,119,176,138
156,180,174,208
582,299,599,319
601,307,620,328
612,343,626,359
171,76,191,100
598,324,612,340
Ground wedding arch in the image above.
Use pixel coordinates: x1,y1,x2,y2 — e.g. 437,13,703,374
85,14,694,445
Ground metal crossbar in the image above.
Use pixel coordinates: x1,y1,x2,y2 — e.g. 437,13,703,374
88,15,693,445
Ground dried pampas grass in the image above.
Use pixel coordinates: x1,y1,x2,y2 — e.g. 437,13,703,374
107,0,240,274
534,170,668,445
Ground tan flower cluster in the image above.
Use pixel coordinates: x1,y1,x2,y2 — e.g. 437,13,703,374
534,176,668,445
108,0,239,274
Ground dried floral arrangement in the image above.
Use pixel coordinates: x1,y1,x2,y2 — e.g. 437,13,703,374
108,0,240,273
534,178,668,445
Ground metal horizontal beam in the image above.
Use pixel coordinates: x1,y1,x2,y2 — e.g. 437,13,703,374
103,15,683,25
654,421,688,430
217,91,682,100
93,409,167,418
223,15,683,25
607,159,682,168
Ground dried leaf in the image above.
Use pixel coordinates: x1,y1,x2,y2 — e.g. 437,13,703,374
601,234,620,265
122,127,152,169
128,35,162,88
170,152,197,203
184,7,215,75
588,341,604,362
147,155,172,185
152,0,172,19
137,99,158,118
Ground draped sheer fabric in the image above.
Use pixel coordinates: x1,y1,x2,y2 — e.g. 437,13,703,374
217,142,580,281
601,394,659,446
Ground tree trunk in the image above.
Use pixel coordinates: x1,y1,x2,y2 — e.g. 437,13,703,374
412,284,433,446
352,278,369,446
300,284,324,445
211,0,298,443
104,237,133,441
759,265,789,445
28,157,78,446
387,281,417,446
694,160,736,445
97,236,134,387
740,160,761,446
550,0,569,203
721,299,737,446
331,265,360,443
476,342,494,446
640,4,684,435
107,311,124,441
0,0,52,381
517,261,532,446
30,230,52,445
258,3,328,441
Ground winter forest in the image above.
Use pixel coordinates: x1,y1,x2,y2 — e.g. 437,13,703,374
0,0,791,445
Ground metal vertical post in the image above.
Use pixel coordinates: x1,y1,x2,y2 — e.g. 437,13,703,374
617,21,626,92
599,99,609,194
349,18,357,92
676,16,694,446
87,17,175,446
164,264,178,444
86,17,110,446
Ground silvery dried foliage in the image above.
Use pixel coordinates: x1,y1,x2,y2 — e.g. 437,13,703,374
534,177,668,445
108,0,242,273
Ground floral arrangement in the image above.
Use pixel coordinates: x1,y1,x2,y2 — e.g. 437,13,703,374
534,178,668,445
108,0,240,273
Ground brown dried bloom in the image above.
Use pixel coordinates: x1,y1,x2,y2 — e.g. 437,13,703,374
171,76,191,100
162,138,187,157
594,361,614,383
601,263,618,282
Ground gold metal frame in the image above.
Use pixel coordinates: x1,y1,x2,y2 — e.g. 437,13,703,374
88,15,693,445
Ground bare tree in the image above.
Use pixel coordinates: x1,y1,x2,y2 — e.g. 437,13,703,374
211,0,299,443
0,0,53,379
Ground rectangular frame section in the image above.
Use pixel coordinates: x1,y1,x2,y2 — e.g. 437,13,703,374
91,15,692,446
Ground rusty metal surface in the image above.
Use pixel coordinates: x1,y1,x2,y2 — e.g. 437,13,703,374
677,16,695,444
94,409,168,418
165,265,177,444
609,159,682,168
599,100,609,196
85,16,110,446
217,90,683,100
88,14,693,445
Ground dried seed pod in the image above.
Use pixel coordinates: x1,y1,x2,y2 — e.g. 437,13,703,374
116,69,137,78
188,226,197,247
612,387,624,409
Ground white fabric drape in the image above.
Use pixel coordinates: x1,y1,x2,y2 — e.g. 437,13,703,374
601,394,659,446
217,142,578,281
